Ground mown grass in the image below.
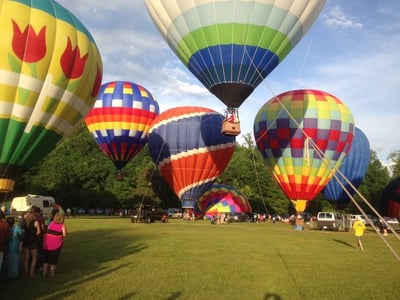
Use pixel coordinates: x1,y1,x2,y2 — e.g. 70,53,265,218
2,217,400,300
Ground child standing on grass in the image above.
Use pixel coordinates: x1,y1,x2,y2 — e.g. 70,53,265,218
6,217,23,279
353,216,366,251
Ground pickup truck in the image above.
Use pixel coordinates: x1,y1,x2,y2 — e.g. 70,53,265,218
130,205,167,223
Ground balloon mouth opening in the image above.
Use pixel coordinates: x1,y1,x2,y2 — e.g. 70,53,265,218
210,83,254,108
0,178,15,193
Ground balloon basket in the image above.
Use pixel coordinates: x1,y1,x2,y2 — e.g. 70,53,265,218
293,224,304,231
221,120,241,136
293,218,305,231
116,171,124,181
0,178,15,193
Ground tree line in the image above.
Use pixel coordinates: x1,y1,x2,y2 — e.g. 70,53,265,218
3,123,399,217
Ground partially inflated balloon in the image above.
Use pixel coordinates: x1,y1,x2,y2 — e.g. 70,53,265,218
322,127,370,210
85,81,159,173
380,177,400,219
0,0,102,192
254,89,354,213
148,106,236,208
198,184,252,218
145,0,326,108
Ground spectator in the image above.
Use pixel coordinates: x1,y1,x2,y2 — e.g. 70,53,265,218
379,219,388,236
353,216,366,251
30,205,45,271
22,212,41,277
0,211,11,275
42,212,67,277
6,217,23,279
53,203,65,215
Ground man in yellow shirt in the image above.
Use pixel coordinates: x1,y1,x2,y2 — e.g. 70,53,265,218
353,216,366,251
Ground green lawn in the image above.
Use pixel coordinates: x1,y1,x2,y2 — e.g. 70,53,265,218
2,217,400,300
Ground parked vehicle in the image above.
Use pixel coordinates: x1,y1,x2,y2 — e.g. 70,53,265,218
131,205,167,223
167,208,182,218
227,213,248,222
350,214,377,226
75,207,86,214
10,194,55,217
316,212,351,231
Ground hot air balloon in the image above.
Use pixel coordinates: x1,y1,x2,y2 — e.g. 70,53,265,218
322,127,370,210
144,0,326,135
254,89,355,226
380,176,400,219
85,81,159,179
198,183,252,219
0,0,102,192
148,106,236,208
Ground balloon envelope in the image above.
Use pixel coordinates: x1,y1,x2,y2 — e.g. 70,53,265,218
198,184,252,218
254,89,355,211
380,176,400,219
0,0,102,192
144,0,326,108
322,127,370,210
148,106,236,208
85,81,159,171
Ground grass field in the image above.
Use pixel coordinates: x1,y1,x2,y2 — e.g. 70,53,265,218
2,217,400,300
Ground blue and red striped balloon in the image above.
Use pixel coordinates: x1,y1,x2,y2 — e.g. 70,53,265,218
148,106,236,208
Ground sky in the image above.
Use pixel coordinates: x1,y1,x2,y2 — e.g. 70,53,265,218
57,0,400,167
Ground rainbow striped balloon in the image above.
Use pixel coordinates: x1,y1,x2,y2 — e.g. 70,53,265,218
198,184,252,218
85,81,159,171
0,0,102,192
148,106,236,208
145,0,326,108
254,89,354,212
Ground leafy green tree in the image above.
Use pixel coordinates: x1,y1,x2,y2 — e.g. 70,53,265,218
9,124,393,218
388,150,400,178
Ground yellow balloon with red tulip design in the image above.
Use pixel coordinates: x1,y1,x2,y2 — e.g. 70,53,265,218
0,0,103,192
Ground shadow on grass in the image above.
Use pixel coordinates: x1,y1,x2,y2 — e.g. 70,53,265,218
2,225,147,299
333,238,355,249
166,291,183,300
264,293,282,300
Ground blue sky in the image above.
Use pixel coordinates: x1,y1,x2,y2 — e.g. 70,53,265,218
57,0,399,167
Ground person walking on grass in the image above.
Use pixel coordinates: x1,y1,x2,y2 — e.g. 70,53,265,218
353,216,366,251
42,212,67,277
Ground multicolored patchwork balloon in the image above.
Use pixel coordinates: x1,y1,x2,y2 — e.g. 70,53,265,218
85,81,159,173
145,0,326,108
198,184,252,218
148,106,236,208
254,89,355,212
322,127,370,210
0,0,102,192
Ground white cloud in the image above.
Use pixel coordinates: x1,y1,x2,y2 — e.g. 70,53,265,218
323,6,363,29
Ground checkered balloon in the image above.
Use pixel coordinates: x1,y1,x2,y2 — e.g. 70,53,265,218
253,89,354,209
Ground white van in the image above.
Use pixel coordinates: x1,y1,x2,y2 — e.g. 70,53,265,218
167,208,182,218
316,212,351,231
11,194,55,217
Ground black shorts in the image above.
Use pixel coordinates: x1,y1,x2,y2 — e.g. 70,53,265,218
43,248,62,265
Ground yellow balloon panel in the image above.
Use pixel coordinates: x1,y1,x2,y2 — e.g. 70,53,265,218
0,0,103,192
